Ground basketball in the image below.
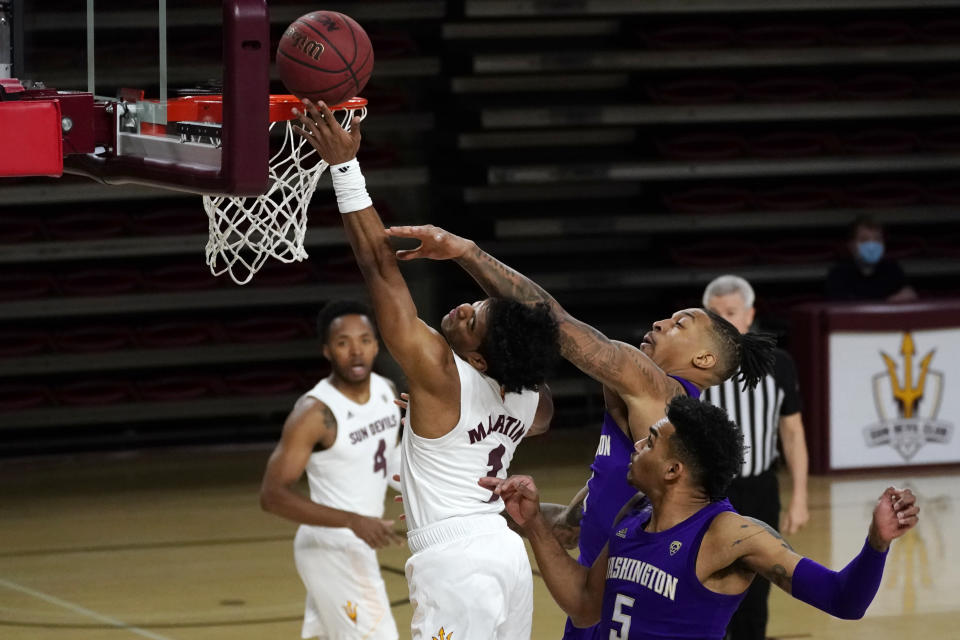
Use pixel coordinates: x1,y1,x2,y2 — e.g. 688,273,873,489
276,11,374,106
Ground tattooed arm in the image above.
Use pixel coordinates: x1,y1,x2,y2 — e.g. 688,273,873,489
726,516,802,593
714,488,918,619
260,396,403,548
386,225,679,401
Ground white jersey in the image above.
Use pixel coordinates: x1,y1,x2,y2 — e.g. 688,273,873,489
302,372,401,519
401,352,540,531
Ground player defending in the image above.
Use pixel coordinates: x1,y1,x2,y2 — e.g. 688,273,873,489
386,224,775,441
384,225,777,635
485,396,919,639
260,300,403,640
294,100,559,640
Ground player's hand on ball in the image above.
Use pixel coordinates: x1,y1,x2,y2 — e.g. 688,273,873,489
386,225,473,261
349,513,404,549
868,487,919,551
292,99,362,165
479,475,541,528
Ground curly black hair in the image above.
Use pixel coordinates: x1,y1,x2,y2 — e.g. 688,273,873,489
666,395,744,501
479,299,560,393
704,308,777,390
316,300,377,344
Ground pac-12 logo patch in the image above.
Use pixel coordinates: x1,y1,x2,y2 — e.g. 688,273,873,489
616,528,628,539
669,541,682,556
433,627,453,640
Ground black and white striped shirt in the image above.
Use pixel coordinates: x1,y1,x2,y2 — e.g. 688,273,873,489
702,349,802,478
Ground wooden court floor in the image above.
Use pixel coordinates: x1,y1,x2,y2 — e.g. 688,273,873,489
1,430,957,640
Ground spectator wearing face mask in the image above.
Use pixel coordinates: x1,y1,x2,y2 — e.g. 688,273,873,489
824,215,918,302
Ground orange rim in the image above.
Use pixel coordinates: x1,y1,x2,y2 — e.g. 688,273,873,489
139,95,368,124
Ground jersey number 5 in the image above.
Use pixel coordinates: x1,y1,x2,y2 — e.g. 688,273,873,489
373,438,387,477
484,443,506,503
609,593,635,640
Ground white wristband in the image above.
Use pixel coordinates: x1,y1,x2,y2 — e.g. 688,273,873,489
330,158,373,214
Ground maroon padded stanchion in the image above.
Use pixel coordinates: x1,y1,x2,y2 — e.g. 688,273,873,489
0,100,63,177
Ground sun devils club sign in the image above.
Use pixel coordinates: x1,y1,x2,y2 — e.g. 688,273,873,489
862,333,954,461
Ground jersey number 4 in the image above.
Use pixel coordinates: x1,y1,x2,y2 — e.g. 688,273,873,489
609,593,635,640
373,438,387,477
484,443,506,503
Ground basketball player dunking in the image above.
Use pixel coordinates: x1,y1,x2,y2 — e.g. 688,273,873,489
260,300,403,640
294,100,561,640
384,224,778,639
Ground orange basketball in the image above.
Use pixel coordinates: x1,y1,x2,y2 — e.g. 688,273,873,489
276,11,374,105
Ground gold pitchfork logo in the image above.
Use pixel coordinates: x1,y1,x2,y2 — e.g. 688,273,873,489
880,333,935,418
864,332,952,461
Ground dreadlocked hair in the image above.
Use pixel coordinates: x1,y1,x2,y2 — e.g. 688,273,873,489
480,299,560,393
667,395,745,501
703,309,776,390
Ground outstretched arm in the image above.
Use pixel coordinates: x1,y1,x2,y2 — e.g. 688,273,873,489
294,103,455,405
481,475,605,626
386,225,679,401
734,487,918,619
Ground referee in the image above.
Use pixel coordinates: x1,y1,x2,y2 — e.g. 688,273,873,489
702,275,811,640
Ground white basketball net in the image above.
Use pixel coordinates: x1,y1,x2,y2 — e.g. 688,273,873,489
202,103,367,285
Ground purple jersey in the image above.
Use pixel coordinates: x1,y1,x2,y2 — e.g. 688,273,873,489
563,376,700,640
601,498,744,639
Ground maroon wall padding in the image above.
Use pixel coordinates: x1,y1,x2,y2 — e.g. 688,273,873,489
224,370,304,395
223,316,313,343
662,187,751,213
138,322,221,348
139,375,224,402
60,269,141,297
0,273,57,301
57,379,136,406
0,384,50,411
0,330,50,357
54,325,135,353
45,212,129,241
670,240,757,267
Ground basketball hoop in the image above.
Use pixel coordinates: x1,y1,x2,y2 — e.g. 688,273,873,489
168,94,368,285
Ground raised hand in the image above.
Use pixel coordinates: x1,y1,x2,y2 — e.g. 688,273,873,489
348,513,404,549
478,474,542,528
385,225,473,261
868,487,919,551
292,99,362,165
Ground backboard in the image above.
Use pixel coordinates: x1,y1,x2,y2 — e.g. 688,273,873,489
2,0,272,196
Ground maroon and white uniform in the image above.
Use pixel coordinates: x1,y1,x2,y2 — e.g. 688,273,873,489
294,372,401,640
401,352,540,640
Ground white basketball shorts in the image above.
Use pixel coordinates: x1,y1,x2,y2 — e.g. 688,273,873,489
294,525,399,640
404,513,534,640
